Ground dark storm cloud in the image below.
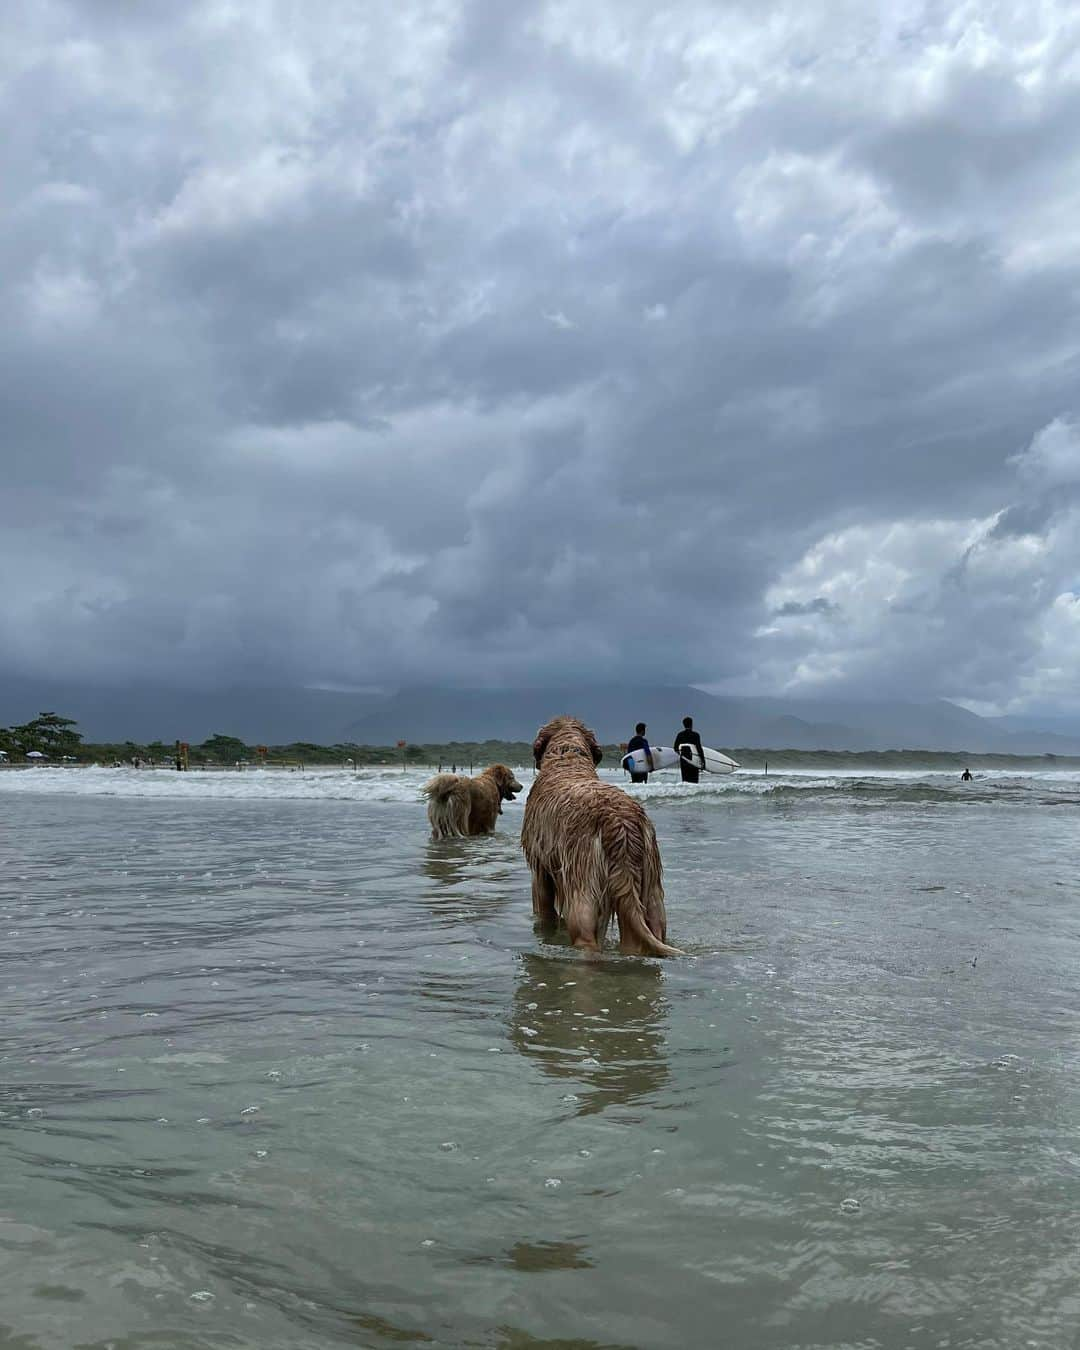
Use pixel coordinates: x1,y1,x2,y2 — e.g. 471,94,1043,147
3,0,1080,709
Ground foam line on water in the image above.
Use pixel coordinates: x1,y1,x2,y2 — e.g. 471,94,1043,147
2,764,1078,806
0,765,438,802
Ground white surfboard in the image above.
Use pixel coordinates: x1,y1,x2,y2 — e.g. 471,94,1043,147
678,743,740,774
621,745,682,774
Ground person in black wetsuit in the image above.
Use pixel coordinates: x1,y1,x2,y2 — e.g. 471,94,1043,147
673,716,705,783
961,768,973,781
625,722,653,783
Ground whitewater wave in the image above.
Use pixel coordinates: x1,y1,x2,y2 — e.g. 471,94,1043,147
0,764,436,803
3,763,1080,808
629,768,1080,808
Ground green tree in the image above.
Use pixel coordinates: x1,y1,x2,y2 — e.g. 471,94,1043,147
9,711,83,756
200,733,249,763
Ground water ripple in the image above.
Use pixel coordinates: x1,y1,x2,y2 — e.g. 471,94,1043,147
1,786,1079,1346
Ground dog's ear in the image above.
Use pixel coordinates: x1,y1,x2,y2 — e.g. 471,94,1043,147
532,728,551,769
586,727,603,766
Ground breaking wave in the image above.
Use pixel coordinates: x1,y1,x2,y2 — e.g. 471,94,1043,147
2,763,1079,809
631,769,1080,809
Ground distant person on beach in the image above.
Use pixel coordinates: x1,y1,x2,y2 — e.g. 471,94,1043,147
626,722,654,783
961,768,973,781
674,716,705,783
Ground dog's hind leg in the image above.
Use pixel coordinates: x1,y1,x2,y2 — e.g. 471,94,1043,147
616,908,654,956
564,892,602,954
565,834,610,954
613,855,680,957
616,903,682,957
644,884,668,946
531,867,558,925
606,851,651,955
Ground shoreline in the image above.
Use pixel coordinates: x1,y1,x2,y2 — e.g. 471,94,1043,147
4,746,1079,773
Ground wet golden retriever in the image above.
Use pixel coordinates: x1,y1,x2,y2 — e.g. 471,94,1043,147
423,764,523,840
521,716,681,956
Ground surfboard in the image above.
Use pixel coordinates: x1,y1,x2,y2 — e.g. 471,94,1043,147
621,745,682,774
678,743,740,774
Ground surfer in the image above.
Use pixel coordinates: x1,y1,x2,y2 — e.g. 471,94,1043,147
961,768,973,781
673,716,705,783
626,722,654,783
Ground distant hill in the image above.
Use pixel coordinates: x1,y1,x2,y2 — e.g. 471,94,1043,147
345,685,1080,755
0,677,383,745
4,675,1080,755
345,686,718,746
991,712,1080,739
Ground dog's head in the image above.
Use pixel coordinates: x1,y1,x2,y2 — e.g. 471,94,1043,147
531,716,604,771
488,763,524,802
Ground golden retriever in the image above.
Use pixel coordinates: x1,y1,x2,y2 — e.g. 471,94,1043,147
423,764,523,840
521,716,681,956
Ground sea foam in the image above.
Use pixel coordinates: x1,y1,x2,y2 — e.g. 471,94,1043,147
1,763,1078,808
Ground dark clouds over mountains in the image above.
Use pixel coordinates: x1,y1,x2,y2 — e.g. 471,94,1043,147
3,2,1080,715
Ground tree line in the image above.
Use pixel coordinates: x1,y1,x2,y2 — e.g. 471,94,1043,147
3,712,1076,771
0,713,537,766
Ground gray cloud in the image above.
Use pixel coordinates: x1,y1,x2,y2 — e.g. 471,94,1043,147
3,0,1080,711
774,599,838,618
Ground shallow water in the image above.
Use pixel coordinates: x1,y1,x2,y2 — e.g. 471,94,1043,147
2,767,1080,1348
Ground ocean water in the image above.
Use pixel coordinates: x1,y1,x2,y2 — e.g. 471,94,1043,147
2,764,1079,1349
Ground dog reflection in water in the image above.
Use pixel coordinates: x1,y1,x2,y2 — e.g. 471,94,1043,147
508,950,669,1116
421,836,520,925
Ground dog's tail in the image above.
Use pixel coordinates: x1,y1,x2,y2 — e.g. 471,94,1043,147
422,774,471,838
606,828,684,957
623,910,684,958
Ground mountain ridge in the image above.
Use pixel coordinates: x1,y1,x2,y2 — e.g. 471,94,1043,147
3,676,1080,754
344,684,1080,754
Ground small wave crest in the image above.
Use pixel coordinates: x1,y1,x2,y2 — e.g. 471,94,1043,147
628,769,1080,808
3,764,1078,809
0,764,433,804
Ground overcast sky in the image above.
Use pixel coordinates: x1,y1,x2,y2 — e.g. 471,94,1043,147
3,1,1080,713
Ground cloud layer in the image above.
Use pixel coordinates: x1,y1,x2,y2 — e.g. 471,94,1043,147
3,0,1080,710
